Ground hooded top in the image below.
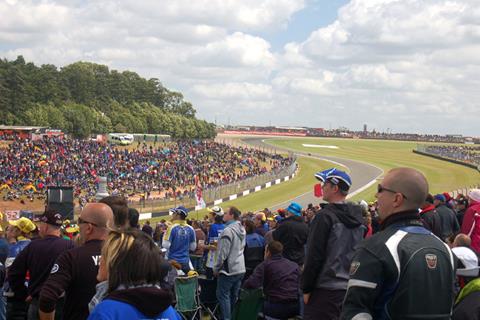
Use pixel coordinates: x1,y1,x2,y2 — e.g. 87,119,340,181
88,286,180,320
302,202,365,293
214,220,246,276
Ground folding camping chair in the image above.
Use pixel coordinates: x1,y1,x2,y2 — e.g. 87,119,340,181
174,275,202,320
198,277,220,320
232,287,264,320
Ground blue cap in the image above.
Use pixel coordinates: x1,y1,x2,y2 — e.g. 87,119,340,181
287,202,302,216
434,194,446,203
170,206,189,217
315,168,352,190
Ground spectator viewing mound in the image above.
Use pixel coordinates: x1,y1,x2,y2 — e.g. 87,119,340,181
0,137,294,212
418,144,480,168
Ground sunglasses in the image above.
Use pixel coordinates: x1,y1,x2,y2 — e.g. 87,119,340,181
377,184,408,200
78,217,98,227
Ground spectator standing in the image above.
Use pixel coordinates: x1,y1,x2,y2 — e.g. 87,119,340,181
272,202,308,266
243,220,265,279
127,208,139,229
99,196,129,230
214,206,246,320
341,168,456,319
461,189,480,235
3,218,36,320
190,220,205,272
264,215,283,245
162,206,196,273
302,168,364,320
253,212,268,236
244,241,300,319
38,203,113,320
9,209,74,320
141,220,153,237
420,194,442,238
205,206,225,279
88,230,180,320
434,194,460,240
454,195,468,226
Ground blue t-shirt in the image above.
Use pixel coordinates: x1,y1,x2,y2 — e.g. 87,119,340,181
88,299,181,320
163,221,196,264
207,223,225,244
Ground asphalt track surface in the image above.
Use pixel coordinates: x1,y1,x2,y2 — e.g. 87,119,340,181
241,137,384,210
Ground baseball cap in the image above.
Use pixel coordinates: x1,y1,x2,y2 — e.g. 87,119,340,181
208,206,224,216
35,208,64,227
9,217,36,234
452,246,480,277
315,168,352,191
169,206,188,218
286,202,302,217
434,194,446,203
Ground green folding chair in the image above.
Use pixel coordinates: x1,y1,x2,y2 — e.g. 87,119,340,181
174,275,202,320
232,288,264,320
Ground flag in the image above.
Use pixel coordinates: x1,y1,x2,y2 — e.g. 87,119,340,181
195,175,206,209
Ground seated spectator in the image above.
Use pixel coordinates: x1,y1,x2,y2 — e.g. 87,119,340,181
129,208,140,230
88,229,180,320
243,220,265,279
243,241,300,320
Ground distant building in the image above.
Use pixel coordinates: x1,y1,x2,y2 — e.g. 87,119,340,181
363,124,367,132
0,125,64,140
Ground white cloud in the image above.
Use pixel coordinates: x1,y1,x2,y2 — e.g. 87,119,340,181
1,0,480,135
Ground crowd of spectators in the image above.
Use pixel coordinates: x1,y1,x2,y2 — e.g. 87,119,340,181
422,144,480,166
1,166,480,319
0,138,293,206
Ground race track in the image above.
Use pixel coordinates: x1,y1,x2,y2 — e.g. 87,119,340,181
241,137,384,210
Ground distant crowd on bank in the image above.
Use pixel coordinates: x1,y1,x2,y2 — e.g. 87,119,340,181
0,137,293,206
0,165,479,320
423,144,480,166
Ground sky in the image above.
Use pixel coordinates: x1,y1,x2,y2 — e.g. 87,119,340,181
1,0,479,136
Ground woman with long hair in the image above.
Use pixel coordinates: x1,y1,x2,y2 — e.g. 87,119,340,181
88,229,180,319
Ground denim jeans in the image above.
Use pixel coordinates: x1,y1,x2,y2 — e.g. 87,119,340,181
216,273,244,320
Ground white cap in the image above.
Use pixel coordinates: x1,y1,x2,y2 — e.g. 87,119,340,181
452,246,480,277
209,206,224,216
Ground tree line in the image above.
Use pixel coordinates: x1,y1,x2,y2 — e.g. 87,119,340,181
0,56,216,139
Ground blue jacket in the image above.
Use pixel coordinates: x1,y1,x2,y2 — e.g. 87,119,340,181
88,300,181,320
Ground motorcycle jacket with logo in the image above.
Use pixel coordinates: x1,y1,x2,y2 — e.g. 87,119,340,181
341,210,456,320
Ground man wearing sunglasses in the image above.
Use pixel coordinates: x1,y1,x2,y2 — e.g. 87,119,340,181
342,168,456,320
302,168,365,320
38,203,113,320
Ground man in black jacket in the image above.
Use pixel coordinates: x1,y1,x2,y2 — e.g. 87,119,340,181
302,168,364,320
39,203,114,320
434,193,460,240
272,202,308,266
341,168,456,320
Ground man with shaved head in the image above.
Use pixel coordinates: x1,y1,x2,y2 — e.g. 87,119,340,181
342,168,456,320
38,203,113,320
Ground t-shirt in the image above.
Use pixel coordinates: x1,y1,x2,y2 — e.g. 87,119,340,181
163,221,195,264
39,239,103,320
9,235,74,299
